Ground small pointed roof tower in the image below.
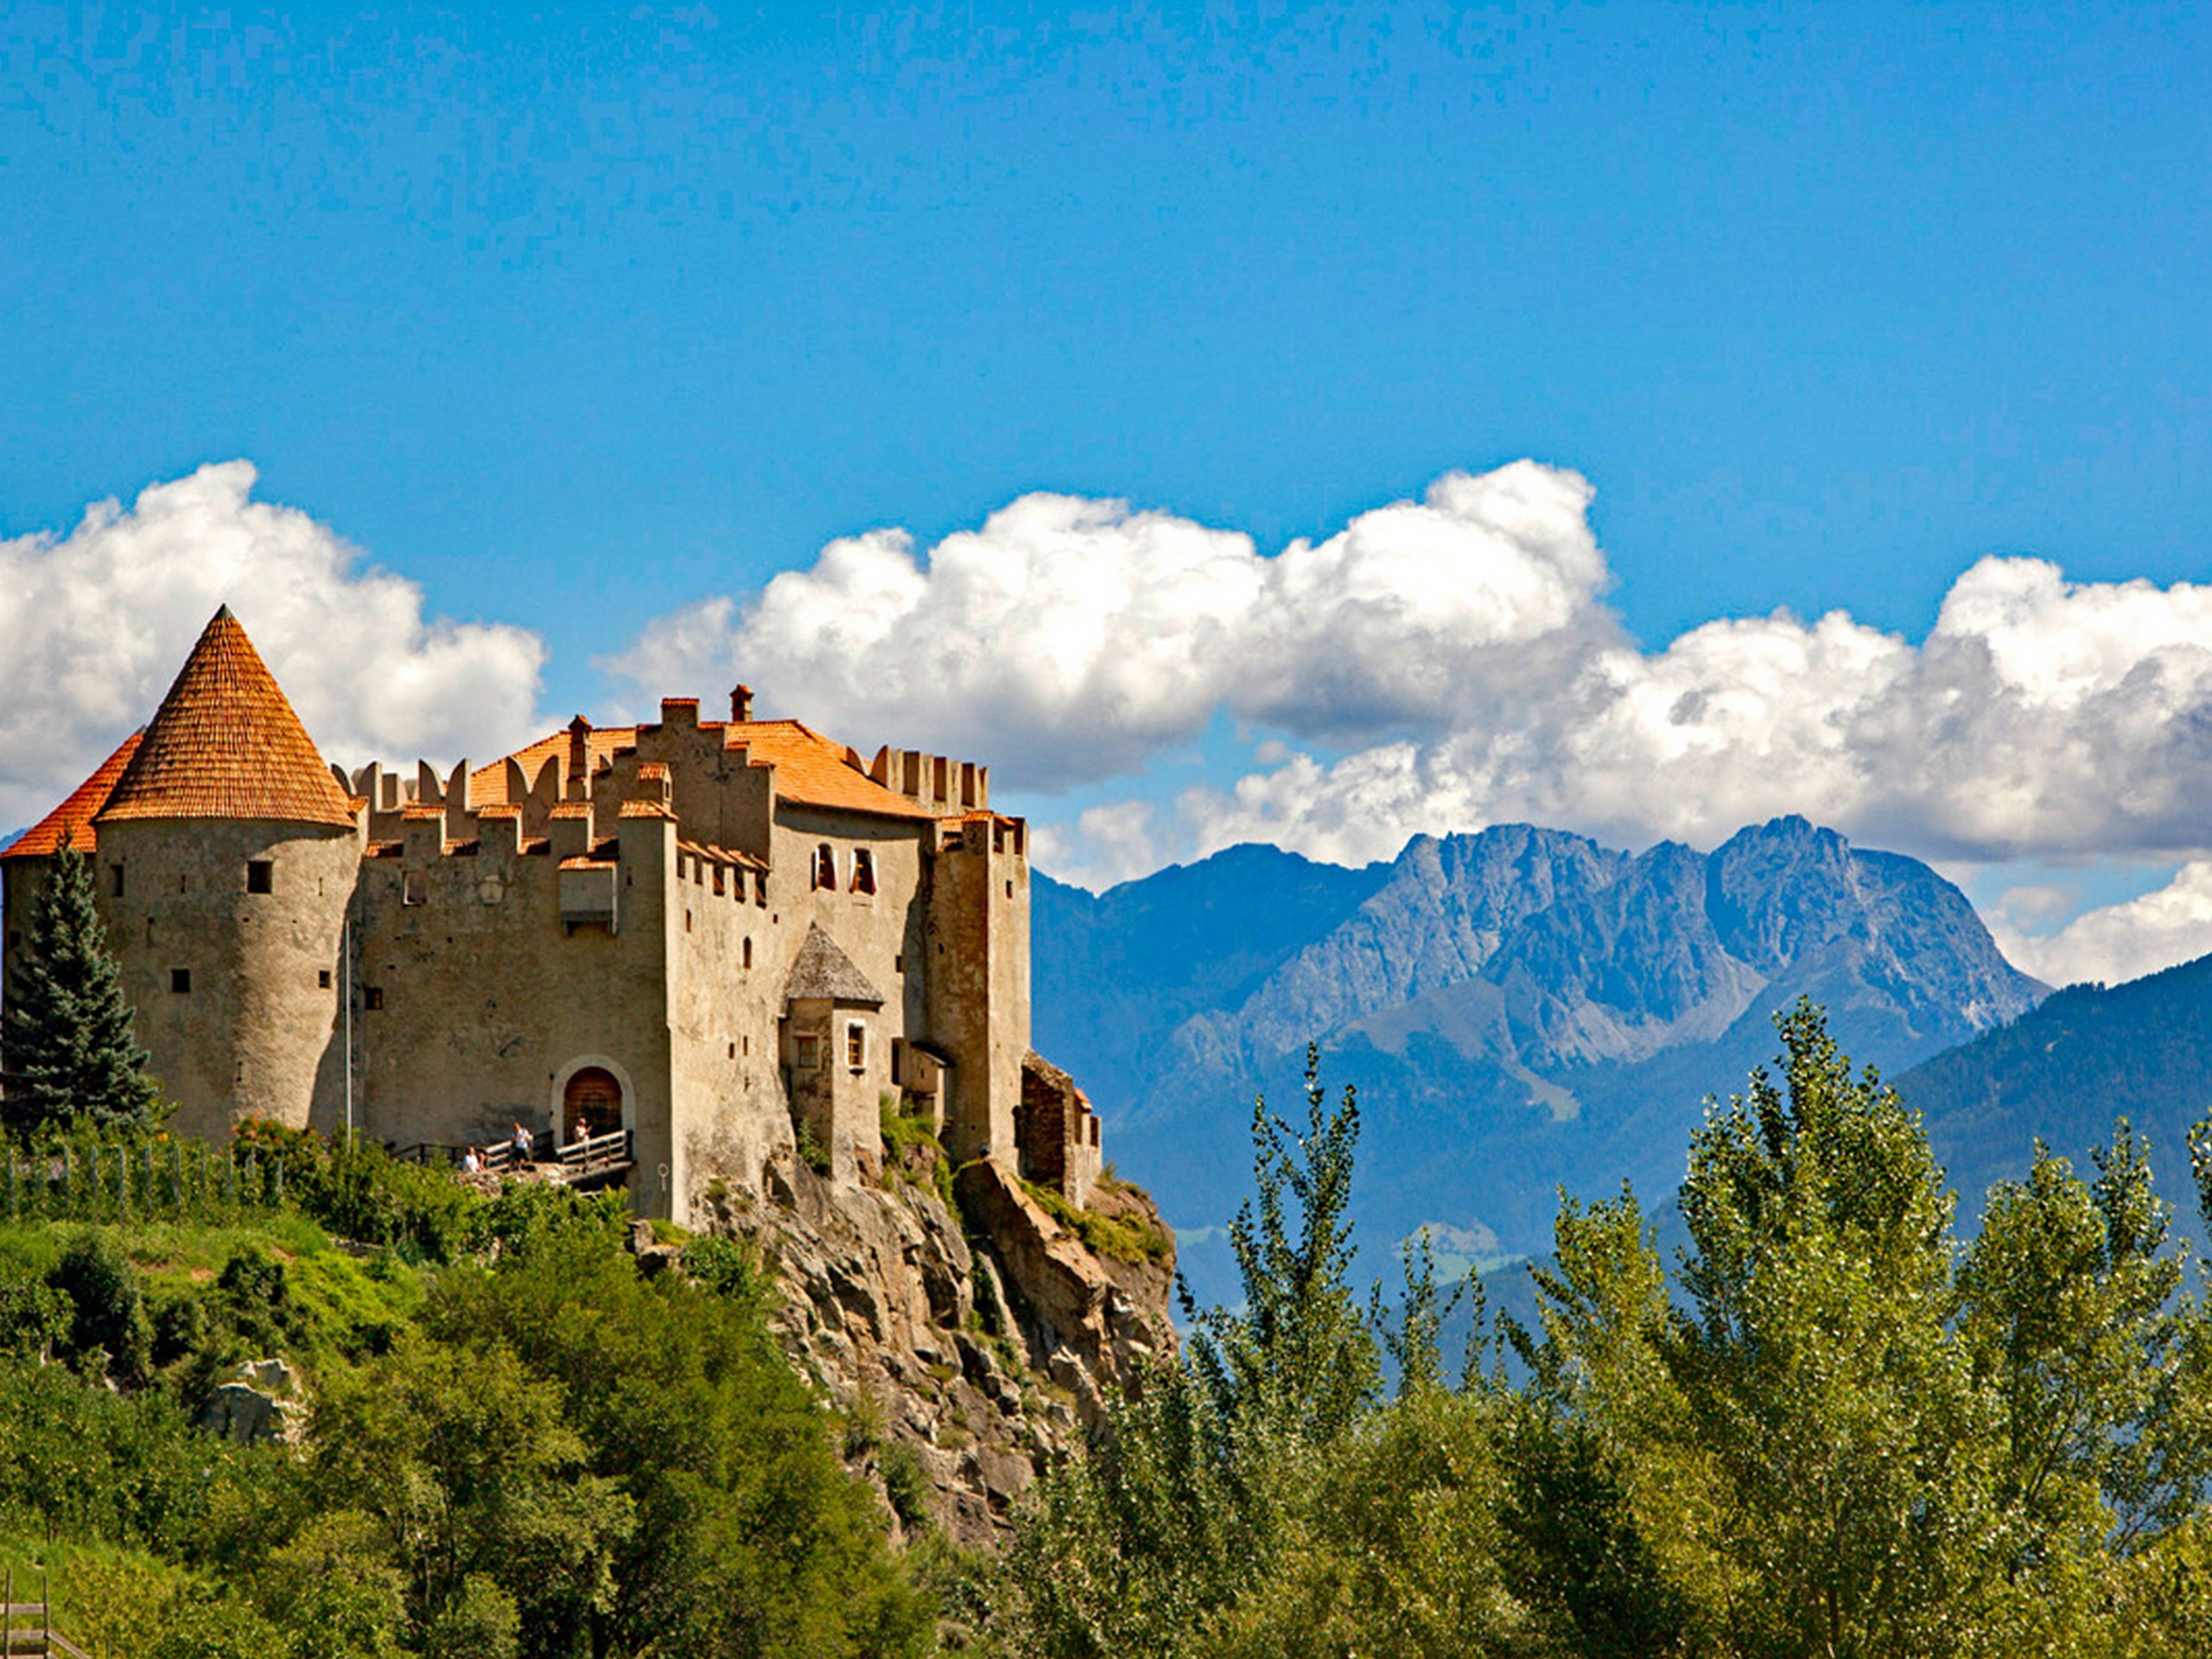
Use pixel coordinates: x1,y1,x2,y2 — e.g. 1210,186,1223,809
784,923,886,1007
95,605,355,829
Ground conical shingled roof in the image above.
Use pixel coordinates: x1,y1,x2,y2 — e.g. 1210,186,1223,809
784,923,885,1007
95,607,356,829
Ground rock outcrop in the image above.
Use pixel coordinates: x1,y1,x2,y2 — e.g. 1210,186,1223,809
196,1357,303,1445
694,1136,1175,1547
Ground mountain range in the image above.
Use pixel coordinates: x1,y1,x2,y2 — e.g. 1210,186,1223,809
1036,815,2051,1305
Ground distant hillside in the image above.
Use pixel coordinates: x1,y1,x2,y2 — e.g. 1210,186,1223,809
1901,952,2212,1218
1034,817,2046,1305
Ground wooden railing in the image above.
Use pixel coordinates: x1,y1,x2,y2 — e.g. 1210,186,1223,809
397,1130,633,1183
3,1570,94,1659
556,1127,632,1177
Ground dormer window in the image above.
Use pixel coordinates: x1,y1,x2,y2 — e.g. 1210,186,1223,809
851,849,876,895
813,844,836,889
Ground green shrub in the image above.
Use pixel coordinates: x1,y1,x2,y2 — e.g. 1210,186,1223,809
48,1230,153,1382
1020,1179,1171,1267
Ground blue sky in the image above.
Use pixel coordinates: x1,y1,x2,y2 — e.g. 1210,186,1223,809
5,2,2212,982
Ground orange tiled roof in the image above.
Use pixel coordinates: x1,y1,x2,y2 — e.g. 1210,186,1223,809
467,716,933,821
678,837,769,872
96,607,355,830
3,730,145,861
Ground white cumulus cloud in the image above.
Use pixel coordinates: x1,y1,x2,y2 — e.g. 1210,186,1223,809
609,461,2212,891
602,461,1619,785
1991,862,2212,989
1179,556,2212,874
0,462,548,830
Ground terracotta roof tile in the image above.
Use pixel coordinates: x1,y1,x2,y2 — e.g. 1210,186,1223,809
559,855,617,872
726,720,935,819
96,607,355,830
618,800,674,819
678,838,769,872
3,729,143,861
467,716,934,822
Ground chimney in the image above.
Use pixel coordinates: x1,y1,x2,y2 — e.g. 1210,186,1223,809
730,683,754,722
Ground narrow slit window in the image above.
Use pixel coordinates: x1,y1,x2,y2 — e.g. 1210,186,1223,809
846,1021,867,1071
109,863,124,897
742,938,753,969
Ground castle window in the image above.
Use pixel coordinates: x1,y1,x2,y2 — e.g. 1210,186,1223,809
795,1033,821,1071
851,849,876,894
170,969,190,995
890,1037,905,1085
893,953,904,974
145,918,155,945
813,844,836,889
728,1042,735,1059
109,863,124,897
318,969,333,989
846,1022,867,1071
246,860,273,894
365,986,385,1011
685,909,693,932
754,872,767,906
742,938,753,969
403,869,427,906
712,865,725,896
1005,879,1014,899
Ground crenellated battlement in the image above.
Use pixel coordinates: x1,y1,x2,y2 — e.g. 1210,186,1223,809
870,746,989,814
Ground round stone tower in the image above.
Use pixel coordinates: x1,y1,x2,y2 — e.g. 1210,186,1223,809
86,606,360,1138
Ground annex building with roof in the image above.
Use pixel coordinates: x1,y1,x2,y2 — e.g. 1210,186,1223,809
1,607,1104,1220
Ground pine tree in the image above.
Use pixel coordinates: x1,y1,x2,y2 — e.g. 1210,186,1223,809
1,835,161,1136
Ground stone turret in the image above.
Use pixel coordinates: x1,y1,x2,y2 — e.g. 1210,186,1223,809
83,607,359,1136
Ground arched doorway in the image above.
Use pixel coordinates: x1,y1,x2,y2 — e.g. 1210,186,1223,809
562,1065,622,1142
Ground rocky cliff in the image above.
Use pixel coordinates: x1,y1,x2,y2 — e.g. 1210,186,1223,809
693,1127,1175,1547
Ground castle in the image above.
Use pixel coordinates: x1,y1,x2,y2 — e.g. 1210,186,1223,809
0,606,1103,1221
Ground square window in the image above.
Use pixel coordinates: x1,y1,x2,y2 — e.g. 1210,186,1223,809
365,986,385,1011
246,860,273,894
170,969,190,995
318,969,333,989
